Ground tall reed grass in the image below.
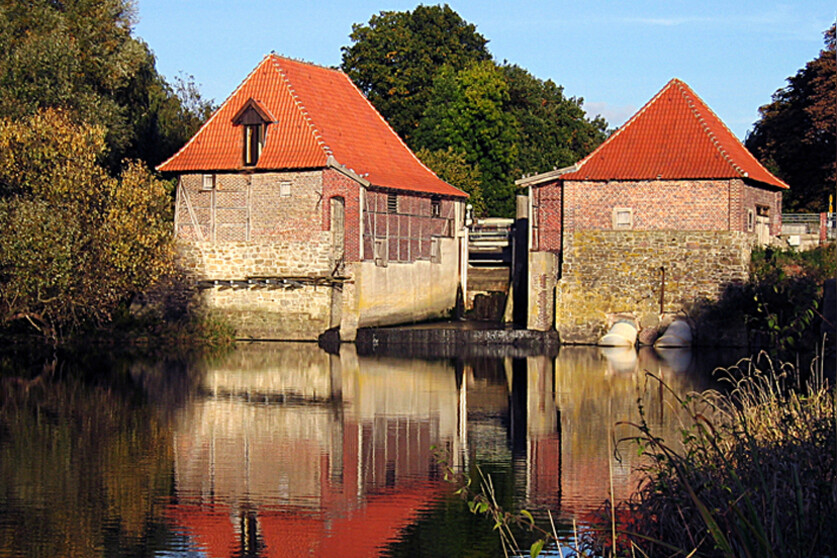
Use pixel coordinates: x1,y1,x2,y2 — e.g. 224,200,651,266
589,352,836,557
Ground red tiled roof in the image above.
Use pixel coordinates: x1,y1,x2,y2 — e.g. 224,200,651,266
559,79,788,189
158,55,467,198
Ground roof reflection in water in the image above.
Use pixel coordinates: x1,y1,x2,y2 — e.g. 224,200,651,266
168,343,456,557
166,342,720,556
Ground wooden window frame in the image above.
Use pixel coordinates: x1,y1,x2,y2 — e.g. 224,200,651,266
244,123,264,166
431,197,441,218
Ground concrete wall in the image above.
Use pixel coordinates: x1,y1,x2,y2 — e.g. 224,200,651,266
554,230,752,343
340,236,462,340
527,251,559,331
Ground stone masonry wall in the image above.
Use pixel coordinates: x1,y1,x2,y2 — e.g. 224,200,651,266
555,230,752,343
178,237,333,279
175,170,339,340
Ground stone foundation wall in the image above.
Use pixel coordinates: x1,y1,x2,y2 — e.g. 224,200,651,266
177,238,337,340
528,251,559,331
554,230,752,343
203,285,333,340
177,239,333,280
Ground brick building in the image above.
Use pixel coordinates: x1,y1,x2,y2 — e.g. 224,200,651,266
516,79,788,343
158,55,468,340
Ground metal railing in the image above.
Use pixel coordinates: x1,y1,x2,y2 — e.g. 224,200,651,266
781,213,836,241
468,218,513,264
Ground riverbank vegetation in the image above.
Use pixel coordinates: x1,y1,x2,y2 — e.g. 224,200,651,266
695,244,835,360
592,355,836,557
451,354,834,558
0,0,226,348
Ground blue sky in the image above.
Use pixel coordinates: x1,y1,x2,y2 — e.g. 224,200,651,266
134,1,835,140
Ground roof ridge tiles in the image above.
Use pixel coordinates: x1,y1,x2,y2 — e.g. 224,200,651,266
674,81,745,179
269,55,333,158
569,78,681,177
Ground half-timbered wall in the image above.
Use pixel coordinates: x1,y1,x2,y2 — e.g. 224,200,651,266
362,190,455,264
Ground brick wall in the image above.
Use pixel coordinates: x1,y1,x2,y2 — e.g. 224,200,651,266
563,179,730,232
735,180,783,235
322,169,361,262
361,189,456,263
530,178,783,251
176,170,330,244
174,169,465,340
532,186,562,252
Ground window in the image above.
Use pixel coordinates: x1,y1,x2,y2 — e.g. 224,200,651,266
374,238,388,267
244,124,264,166
431,197,441,218
202,174,215,191
747,209,754,232
387,193,398,214
232,98,272,167
430,237,441,263
612,207,633,229
279,182,291,197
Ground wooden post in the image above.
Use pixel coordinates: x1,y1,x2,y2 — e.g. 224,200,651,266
659,266,666,314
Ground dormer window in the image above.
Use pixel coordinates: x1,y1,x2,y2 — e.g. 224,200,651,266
232,98,273,167
244,124,264,166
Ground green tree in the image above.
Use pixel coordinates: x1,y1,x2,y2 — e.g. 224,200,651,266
502,64,607,176
0,110,174,337
415,61,519,217
416,146,486,216
341,4,490,143
746,25,836,211
0,0,212,170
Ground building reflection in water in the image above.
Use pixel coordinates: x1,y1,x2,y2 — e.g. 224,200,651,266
167,342,716,556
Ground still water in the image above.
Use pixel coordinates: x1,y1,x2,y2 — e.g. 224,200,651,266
0,342,745,557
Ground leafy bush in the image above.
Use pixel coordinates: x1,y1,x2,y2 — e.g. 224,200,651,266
0,110,175,339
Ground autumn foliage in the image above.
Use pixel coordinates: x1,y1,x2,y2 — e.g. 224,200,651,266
0,110,174,337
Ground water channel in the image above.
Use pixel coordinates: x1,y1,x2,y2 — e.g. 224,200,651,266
0,341,747,557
